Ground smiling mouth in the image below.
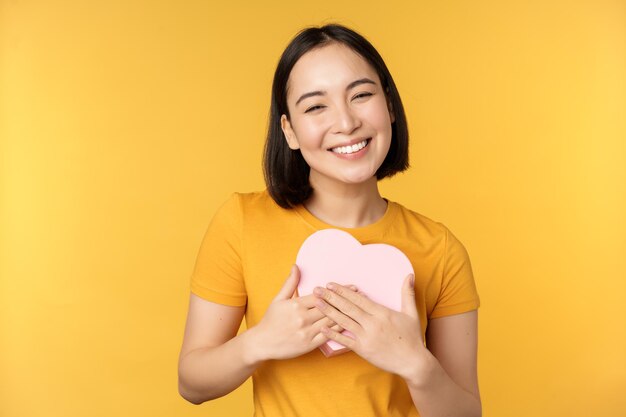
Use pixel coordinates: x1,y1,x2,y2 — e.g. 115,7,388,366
329,138,371,155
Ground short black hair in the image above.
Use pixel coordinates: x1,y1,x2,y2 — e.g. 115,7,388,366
263,23,409,209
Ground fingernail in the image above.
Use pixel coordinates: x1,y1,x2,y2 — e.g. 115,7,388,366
313,287,323,296
326,283,335,290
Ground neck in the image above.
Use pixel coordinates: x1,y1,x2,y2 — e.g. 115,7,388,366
304,174,388,228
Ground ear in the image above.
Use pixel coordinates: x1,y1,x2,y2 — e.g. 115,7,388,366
280,114,300,150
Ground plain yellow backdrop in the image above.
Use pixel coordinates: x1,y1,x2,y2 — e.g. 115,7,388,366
1,0,625,416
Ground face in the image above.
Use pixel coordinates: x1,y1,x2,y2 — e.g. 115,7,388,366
280,42,395,187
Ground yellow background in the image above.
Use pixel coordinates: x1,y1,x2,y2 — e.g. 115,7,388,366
1,1,625,416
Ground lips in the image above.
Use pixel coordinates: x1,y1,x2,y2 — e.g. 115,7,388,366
329,138,371,155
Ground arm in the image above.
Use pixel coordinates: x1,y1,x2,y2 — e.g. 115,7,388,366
405,310,481,417
314,277,481,417
177,294,254,404
178,265,343,404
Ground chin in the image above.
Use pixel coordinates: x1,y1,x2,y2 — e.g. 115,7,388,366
340,172,378,184
309,165,380,187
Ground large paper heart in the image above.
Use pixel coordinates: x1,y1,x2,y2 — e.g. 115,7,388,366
296,229,414,357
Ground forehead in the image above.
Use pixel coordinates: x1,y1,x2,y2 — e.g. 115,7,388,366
286,43,379,97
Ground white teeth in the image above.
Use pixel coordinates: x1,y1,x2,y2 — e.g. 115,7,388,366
331,139,369,154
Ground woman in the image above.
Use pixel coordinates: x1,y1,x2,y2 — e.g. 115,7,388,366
178,23,481,417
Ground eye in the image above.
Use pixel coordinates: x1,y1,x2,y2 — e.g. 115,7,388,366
353,92,373,100
304,105,325,113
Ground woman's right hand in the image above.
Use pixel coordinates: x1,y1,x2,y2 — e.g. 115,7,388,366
247,265,344,362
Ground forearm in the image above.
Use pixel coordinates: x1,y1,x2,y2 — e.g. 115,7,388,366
178,328,262,404
404,350,481,417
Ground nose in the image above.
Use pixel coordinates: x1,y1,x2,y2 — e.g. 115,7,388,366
332,103,361,135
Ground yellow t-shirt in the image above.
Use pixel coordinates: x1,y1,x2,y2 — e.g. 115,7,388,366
191,190,480,417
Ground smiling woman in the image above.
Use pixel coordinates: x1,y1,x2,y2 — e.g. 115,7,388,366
280,43,394,189
178,24,481,417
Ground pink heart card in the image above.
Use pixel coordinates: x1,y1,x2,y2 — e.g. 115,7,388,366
296,229,414,357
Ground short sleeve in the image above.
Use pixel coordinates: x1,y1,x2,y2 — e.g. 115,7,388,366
429,227,480,319
189,193,247,306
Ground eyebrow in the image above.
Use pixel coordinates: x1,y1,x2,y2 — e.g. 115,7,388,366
294,77,377,106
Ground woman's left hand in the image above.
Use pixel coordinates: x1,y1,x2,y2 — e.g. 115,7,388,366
313,274,430,380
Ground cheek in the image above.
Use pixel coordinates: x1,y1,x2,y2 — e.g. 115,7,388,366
362,99,393,132
292,118,328,147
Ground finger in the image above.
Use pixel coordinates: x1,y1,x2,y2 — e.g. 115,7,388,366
308,318,343,346
330,323,343,332
313,283,375,323
312,315,342,333
320,325,357,350
299,297,345,324
303,304,327,323
297,293,324,307
325,283,384,315
310,331,331,348
315,297,362,336
296,285,358,306
313,287,370,323
273,265,300,301
296,294,333,323
401,273,418,318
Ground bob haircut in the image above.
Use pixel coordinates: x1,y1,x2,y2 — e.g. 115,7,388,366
263,24,410,209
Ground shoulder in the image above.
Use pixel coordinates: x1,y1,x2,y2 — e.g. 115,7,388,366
232,189,275,208
218,189,297,229
388,200,452,241
387,201,472,265
213,189,275,215
229,189,291,216
389,202,480,318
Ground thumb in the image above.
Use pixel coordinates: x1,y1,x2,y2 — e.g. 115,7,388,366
273,264,300,301
401,273,418,318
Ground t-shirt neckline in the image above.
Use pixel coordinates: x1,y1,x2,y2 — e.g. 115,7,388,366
293,198,398,242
